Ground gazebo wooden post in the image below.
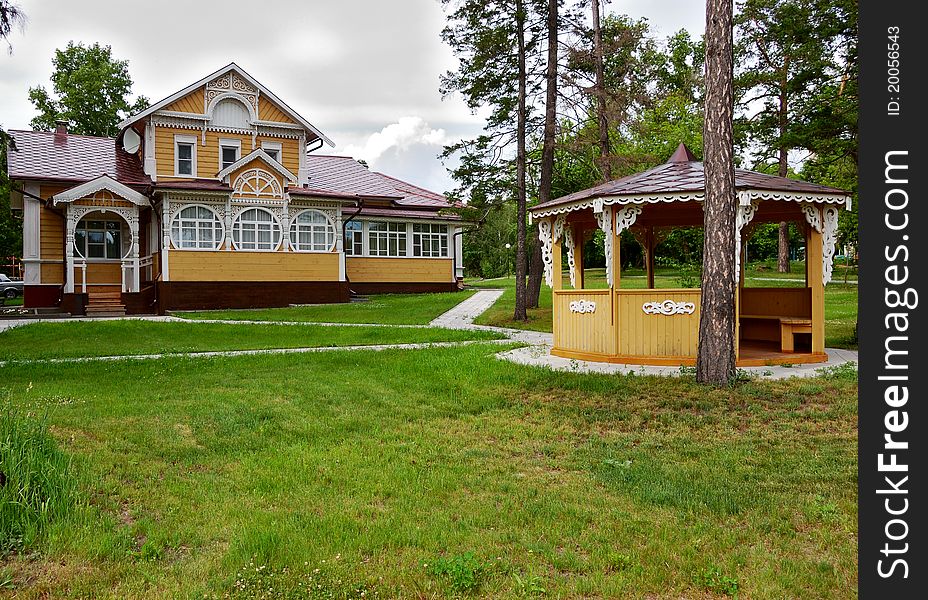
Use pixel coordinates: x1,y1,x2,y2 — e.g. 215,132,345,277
572,223,584,289
807,214,825,353
646,226,655,289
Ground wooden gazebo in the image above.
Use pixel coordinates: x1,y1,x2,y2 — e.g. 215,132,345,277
529,144,852,367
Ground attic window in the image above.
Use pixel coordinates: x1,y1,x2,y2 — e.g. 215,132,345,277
211,98,251,129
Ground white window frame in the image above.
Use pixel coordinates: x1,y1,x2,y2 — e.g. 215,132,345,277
261,141,283,164
289,209,336,252
170,204,225,250
367,221,407,257
174,134,197,177
74,218,126,260
412,223,449,258
219,138,242,171
232,207,282,251
344,221,363,256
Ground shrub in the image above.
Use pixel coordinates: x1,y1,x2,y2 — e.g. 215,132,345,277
0,402,78,554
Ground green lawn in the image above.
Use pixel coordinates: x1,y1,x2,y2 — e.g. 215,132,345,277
178,291,476,325
0,343,857,598
0,320,502,362
470,265,858,349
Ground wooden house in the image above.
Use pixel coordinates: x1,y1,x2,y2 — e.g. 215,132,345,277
7,64,464,315
529,144,852,367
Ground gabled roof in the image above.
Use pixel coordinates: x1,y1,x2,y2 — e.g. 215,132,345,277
218,148,296,183
530,143,851,214
117,62,334,146
6,129,150,186
52,175,149,206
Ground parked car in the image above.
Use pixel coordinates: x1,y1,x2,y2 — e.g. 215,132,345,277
0,273,24,298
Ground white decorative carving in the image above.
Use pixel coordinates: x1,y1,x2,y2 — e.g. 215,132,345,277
642,300,696,315
531,189,850,221
734,200,759,284
569,300,596,314
821,206,840,285
539,218,554,288
206,72,259,117
563,226,576,288
594,208,613,286
802,204,822,232
615,205,643,235
232,169,283,199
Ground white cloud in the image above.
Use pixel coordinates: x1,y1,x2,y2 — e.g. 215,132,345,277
342,116,453,165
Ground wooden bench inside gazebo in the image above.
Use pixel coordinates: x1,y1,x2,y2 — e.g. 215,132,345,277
529,144,851,367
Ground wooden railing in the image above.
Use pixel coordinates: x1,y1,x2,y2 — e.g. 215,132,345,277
615,289,702,358
552,289,614,357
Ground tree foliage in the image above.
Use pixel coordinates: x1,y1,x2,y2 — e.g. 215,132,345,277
28,42,149,137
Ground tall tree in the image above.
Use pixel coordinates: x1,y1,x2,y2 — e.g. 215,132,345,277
697,0,737,384
525,0,561,309
734,0,846,273
512,0,530,320
590,0,610,180
28,42,148,137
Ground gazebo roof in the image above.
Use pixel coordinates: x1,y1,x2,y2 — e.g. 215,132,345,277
530,143,851,218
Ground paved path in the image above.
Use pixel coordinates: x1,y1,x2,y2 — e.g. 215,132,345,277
430,289,553,346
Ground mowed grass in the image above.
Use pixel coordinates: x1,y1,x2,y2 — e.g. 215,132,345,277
471,265,858,349
179,290,476,325
0,320,502,362
0,345,856,598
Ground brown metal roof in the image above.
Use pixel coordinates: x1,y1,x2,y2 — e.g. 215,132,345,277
154,180,232,192
357,206,461,221
7,129,151,186
531,143,851,213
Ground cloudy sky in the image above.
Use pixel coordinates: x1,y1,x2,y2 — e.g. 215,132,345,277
1,0,703,193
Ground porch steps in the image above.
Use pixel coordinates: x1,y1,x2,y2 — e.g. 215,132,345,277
86,290,126,317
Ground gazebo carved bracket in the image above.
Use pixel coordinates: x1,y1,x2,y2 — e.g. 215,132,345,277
821,206,840,285
734,199,759,284
563,226,576,288
594,208,613,286
540,215,568,288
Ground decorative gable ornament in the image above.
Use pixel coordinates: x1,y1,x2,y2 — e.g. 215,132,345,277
232,169,283,200
206,71,259,117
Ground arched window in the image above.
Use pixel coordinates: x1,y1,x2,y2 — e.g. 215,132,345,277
171,205,224,250
290,210,336,252
211,97,251,129
232,169,282,199
232,208,281,251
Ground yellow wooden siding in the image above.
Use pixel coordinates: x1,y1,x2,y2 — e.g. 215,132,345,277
39,184,72,200
552,289,614,355
169,251,339,282
346,257,452,283
163,87,205,113
41,263,64,284
40,208,64,259
74,262,122,285
740,287,811,318
154,126,299,178
616,289,701,358
258,98,297,124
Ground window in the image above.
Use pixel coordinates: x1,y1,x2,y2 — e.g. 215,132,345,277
232,208,281,250
171,205,224,250
261,141,282,163
368,221,406,257
289,210,335,252
74,219,123,259
219,138,241,170
345,221,363,256
412,223,449,258
174,135,197,176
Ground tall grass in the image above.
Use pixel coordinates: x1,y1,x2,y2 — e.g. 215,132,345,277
0,400,78,554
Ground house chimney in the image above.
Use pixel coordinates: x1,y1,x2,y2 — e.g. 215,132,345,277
55,120,69,135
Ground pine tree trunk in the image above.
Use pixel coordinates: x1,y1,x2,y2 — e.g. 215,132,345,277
513,0,529,321
776,73,790,273
696,0,737,385
528,0,559,309
592,0,611,181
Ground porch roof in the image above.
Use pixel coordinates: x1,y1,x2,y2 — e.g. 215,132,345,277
530,143,851,217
